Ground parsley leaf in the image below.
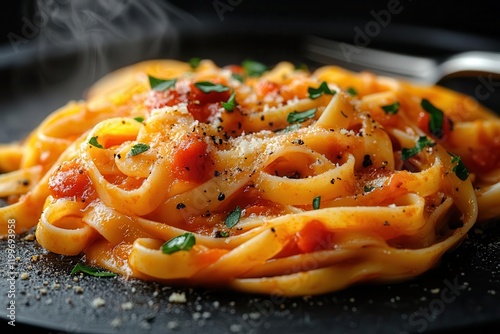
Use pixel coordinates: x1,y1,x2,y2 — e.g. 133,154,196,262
161,233,196,254
287,108,317,124
189,57,201,69
401,136,435,160
89,136,104,149
346,87,358,96
381,102,400,114
313,196,321,210
70,263,116,277
448,152,469,181
194,81,229,93
242,59,268,77
134,116,144,123
128,143,150,157
308,82,336,99
225,206,241,228
222,91,236,111
148,75,177,91
421,98,444,139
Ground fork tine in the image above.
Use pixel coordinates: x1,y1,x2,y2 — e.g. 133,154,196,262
303,35,438,83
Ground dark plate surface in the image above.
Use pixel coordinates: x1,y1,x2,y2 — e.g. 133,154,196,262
1,3,500,332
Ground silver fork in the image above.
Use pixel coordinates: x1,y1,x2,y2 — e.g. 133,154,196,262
304,35,500,85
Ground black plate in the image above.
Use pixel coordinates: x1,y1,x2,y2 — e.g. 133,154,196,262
1,4,500,332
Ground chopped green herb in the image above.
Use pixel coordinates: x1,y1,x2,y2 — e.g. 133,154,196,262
381,102,400,114
189,57,201,69
275,123,301,133
231,73,244,82
287,108,317,124
161,232,196,254
448,152,469,181
148,75,177,91
89,136,104,149
346,87,357,96
215,230,229,238
312,196,321,210
421,98,444,139
308,82,335,99
128,143,150,157
222,91,236,111
401,136,435,160
194,81,229,93
225,206,242,229
242,59,267,77
134,116,144,123
70,263,116,277
363,185,375,193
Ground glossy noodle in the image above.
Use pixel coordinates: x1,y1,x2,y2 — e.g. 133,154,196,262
1,59,499,296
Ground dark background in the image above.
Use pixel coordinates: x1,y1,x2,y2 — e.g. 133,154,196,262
2,0,500,46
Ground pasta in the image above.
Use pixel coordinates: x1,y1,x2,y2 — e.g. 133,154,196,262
1,59,499,297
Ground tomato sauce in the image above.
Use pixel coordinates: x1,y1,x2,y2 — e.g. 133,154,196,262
48,160,95,201
172,135,212,183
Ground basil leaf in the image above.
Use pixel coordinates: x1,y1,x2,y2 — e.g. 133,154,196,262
308,82,335,99
381,102,400,114
225,206,241,229
134,116,144,123
242,59,267,77
128,143,150,157
421,98,444,139
401,136,435,160
448,152,469,181
346,87,357,96
148,75,177,91
161,232,196,254
287,108,317,124
312,196,321,210
70,263,116,277
194,81,229,93
89,136,104,149
222,91,236,111
189,57,201,69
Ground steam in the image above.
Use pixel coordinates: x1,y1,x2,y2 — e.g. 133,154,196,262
28,0,198,99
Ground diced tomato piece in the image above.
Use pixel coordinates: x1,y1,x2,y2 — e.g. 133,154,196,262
48,160,94,200
189,82,230,106
186,83,231,122
187,102,221,123
255,80,281,98
145,90,183,109
172,135,212,183
417,111,453,141
224,65,245,76
296,220,335,253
